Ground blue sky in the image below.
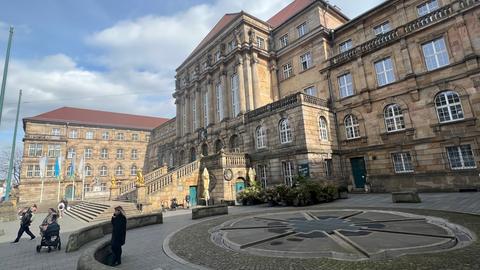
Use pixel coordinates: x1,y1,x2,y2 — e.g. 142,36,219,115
0,0,384,156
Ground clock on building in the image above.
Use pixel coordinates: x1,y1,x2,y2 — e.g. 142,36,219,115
223,169,233,181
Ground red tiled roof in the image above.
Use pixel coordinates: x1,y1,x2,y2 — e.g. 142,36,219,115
24,107,169,131
180,13,241,69
267,0,315,28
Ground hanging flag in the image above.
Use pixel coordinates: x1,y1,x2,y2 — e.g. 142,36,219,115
77,155,84,178
54,156,62,179
69,154,76,178
39,156,47,178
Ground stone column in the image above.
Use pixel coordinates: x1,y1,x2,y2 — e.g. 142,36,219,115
184,93,190,135
251,52,261,109
109,185,120,201
207,77,214,126
195,86,201,130
220,67,229,120
175,96,182,138
135,183,147,211
237,55,247,114
270,60,279,101
243,53,254,111
400,39,413,77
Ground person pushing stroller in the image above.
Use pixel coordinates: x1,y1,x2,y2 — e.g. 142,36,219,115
36,214,61,252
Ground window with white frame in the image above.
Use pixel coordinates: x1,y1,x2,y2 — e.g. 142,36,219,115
227,40,236,52
28,143,43,157
446,145,476,170
282,63,293,80
345,114,360,139
417,0,439,16
279,119,293,144
116,149,124,159
100,166,108,176
435,91,464,123
115,165,123,176
130,165,137,176
84,148,93,159
231,74,240,117
116,133,124,140
51,128,61,136
215,83,224,121
324,159,333,177
392,152,414,173
169,152,174,167
67,148,75,159
257,164,268,189
374,21,391,36
84,184,90,193
282,161,294,187
215,51,221,62
375,57,396,86
102,131,109,140
384,104,405,132
85,131,94,140
319,116,328,141
422,38,449,71
131,149,138,159
280,34,288,48
100,183,107,192
255,126,267,149
300,52,312,71
303,86,317,96
132,133,139,141
338,73,354,98
192,95,198,129
27,165,41,177
69,130,78,139
146,135,150,142
100,148,108,159
339,39,352,53
256,36,265,49
297,22,308,37
203,91,209,127
85,165,93,176
46,165,55,177
47,145,61,158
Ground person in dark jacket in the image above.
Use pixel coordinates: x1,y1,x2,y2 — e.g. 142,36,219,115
12,204,37,243
111,206,127,266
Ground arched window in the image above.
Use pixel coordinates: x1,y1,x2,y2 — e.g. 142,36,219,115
85,165,92,177
115,165,123,176
435,91,464,123
279,119,292,144
255,126,267,149
384,104,405,132
168,152,174,167
214,139,223,153
100,166,108,176
158,154,164,167
130,165,137,176
179,150,185,165
201,143,208,156
318,116,328,141
229,135,240,153
190,147,196,162
345,114,360,139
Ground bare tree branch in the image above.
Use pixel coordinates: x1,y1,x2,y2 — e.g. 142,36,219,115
0,148,23,186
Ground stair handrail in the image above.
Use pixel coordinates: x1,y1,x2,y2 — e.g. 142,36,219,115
146,159,200,195
119,181,136,195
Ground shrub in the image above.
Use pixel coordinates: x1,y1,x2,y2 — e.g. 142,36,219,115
265,180,339,207
237,184,265,205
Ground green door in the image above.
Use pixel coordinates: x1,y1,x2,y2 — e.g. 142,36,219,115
235,181,245,194
65,185,74,200
350,157,367,188
189,186,197,207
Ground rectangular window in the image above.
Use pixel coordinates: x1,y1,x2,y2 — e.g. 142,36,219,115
100,183,107,192
69,130,78,139
51,128,60,136
338,73,354,98
215,83,224,121
102,131,109,140
300,52,312,71
374,21,391,36
422,38,449,71
203,91,209,127
132,133,139,141
100,166,107,176
324,159,333,177
46,165,55,177
282,161,294,187
116,133,124,140
192,95,197,129
84,148,93,159
446,145,476,170
27,165,34,177
417,0,439,16
392,152,414,173
85,131,94,140
84,184,90,193
282,63,293,80
297,22,308,37
257,164,268,189
375,57,396,86
215,51,221,62
227,40,236,52
231,74,240,117
146,135,150,142
131,149,138,159
182,101,187,135
280,34,288,48
303,86,317,96
116,149,124,159
256,37,265,49
67,148,76,159
28,143,43,157
339,40,352,53
101,149,108,159
47,145,61,158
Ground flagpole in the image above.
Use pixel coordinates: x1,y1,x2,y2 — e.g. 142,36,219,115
71,154,75,201
81,173,85,201
0,26,14,127
4,90,21,201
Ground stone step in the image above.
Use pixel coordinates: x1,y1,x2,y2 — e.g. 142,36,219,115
80,201,110,209
64,208,93,223
73,204,106,214
67,206,98,219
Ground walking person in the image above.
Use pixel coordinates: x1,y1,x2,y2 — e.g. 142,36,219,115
12,204,37,243
57,200,65,218
110,206,127,266
40,208,57,235
185,194,190,209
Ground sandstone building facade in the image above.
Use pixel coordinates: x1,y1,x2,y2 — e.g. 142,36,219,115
142,0,479,202
20,107,168,204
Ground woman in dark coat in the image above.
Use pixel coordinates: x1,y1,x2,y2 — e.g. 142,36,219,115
111,206,127,266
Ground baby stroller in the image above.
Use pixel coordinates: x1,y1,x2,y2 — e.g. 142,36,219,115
36,222,61,253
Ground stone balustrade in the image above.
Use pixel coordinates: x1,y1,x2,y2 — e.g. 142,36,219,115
119,181,136,195
146,160,200,195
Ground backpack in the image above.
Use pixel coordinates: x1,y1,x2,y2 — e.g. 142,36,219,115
21,211,32,225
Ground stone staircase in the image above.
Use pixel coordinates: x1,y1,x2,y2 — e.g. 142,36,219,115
65,201,140,223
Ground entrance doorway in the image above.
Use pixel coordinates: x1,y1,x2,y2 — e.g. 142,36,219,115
235,179,245,204
65,185,74,200
189,186,197,207
350,157,367,188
